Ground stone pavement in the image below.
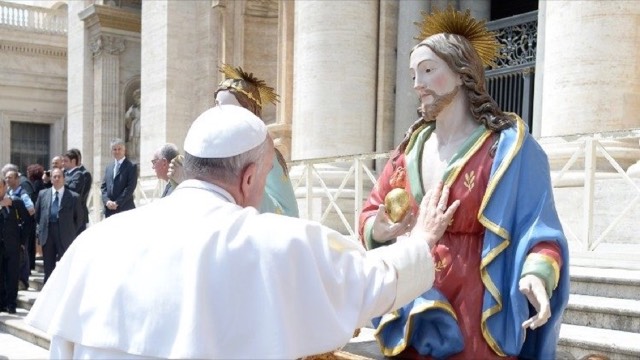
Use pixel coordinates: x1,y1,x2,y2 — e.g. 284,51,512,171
0,329,48,359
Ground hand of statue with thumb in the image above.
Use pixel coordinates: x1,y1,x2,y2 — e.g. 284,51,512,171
520,274,551,330
168,154,186,187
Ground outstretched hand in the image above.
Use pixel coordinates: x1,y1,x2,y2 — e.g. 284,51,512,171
410,181,460,249
520,274,551,330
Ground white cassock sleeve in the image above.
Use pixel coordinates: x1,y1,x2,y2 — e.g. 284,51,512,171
248,214,434,357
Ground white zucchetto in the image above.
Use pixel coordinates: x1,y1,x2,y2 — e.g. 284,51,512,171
183,105,267,158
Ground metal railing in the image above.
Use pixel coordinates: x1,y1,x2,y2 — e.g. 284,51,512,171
288,153,392,239
486,10,538,130
0,1,67,35
547,130,640,252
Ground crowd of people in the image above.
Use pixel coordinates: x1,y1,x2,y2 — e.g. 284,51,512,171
0,7,578,359
0,141,146,312
0,148,93,312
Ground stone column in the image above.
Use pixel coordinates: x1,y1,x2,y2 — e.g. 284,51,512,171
541,1,640,136
460,0,490,21
393,0,429,145
90,34,125,177
539,1,640,173
78,3,141,180
375,0,398,154
292,0,379,160
141,0,222,178
67,0,95,175
271,0,294,161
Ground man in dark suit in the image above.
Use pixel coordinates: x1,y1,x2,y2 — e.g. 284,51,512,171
0,176,30,313
62,149,85,195
34,168,83,283
100,138,138,218
64,149,92,233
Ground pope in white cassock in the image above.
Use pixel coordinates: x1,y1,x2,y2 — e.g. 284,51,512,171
26,105,459,359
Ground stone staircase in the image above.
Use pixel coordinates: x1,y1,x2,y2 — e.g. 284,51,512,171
0,260,50,350
1,264,639,359
557,266,640,359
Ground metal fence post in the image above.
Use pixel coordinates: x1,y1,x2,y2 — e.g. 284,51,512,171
582,138,596,251
306,164,313,221
354,158,363,240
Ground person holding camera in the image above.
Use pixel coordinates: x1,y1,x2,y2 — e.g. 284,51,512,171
42,155,63,189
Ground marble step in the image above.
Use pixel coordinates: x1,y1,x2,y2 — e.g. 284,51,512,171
0,308,50,350
570,266,640,300
35,260,44,274
17,289,39,311
564,294,640,333
558,324,640,360
28,273,44,292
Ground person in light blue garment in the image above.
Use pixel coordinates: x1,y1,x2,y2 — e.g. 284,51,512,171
169,64,299,217
258,152,299,217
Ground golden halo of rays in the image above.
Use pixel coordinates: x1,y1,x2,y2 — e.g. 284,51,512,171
219,64,280,108
415,6,501,68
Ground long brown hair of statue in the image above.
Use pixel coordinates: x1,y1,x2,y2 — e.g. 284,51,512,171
420,33,514,132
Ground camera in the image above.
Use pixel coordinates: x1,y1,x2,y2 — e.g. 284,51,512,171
45,170,51,177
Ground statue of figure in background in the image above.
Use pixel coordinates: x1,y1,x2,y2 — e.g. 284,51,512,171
125,89,141,163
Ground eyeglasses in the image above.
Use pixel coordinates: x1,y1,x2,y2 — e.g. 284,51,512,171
151,158,164,166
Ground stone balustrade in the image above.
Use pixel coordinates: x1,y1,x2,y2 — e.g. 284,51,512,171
0,1,66,35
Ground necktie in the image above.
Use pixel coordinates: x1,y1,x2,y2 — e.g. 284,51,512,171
50,191,59,222
113,161,120,179
162,183,172,197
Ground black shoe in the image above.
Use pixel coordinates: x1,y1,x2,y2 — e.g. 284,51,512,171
7,307,16,314
0,307,7,313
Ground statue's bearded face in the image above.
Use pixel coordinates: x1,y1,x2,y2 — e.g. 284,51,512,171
410,44,461,121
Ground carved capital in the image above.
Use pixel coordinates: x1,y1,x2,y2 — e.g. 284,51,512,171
79,4,141,33
90,35,125,57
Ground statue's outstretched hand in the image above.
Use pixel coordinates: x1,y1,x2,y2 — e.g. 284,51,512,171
168,154,186,186
520,274,551,330
409,181,459,249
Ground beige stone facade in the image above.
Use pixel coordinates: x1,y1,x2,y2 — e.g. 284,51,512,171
0,1,67,165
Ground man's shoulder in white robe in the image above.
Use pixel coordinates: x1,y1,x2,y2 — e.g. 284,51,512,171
26,180,434,359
